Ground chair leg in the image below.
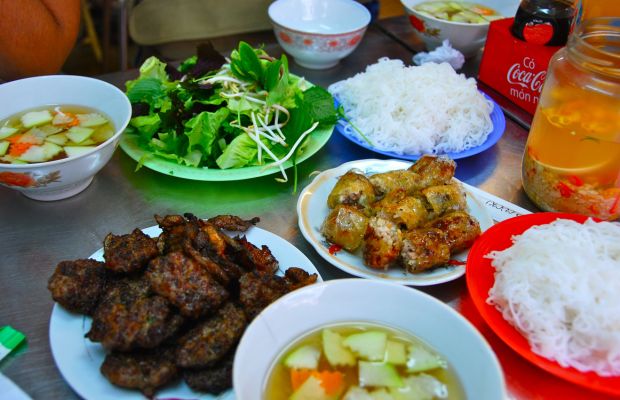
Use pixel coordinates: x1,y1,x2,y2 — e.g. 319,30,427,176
102,0,112,71
119,0,129,71
81,0,103,63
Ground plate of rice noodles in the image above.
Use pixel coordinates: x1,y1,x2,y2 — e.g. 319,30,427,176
328,59,505,160
466,212,620,396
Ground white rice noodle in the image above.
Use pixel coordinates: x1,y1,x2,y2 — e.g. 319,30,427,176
487,219,620,376
328,59,493,155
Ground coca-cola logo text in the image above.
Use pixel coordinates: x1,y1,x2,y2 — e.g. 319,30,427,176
507,57,546,93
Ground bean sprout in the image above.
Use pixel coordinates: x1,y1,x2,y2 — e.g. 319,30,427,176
209,61,317,182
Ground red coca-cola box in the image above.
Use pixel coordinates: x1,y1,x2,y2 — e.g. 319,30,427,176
478,18,562,115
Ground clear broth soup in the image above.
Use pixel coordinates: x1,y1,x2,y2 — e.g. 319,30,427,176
264,322,465,399
0,105,115,164
414,1,501,24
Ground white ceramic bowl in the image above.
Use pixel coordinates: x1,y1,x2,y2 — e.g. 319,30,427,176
234,279,506,399
0,75,131,201
401,0,520,57
268,0,371,69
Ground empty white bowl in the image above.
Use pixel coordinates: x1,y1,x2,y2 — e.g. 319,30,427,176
401,0,520,57
0,75,131,201
268,0,371,69
233,279,506,399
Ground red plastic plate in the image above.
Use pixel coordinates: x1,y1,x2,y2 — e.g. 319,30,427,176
466,212,620,396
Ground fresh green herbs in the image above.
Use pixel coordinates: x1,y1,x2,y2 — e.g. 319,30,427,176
124,42,337,184
336,105,373,147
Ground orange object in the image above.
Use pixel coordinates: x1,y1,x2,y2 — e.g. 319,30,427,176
8,141,34,156
6,135,22,143
289,369,345,395
576,0,620,20
522,18,620,220
290,368,313,391
0,171,35,187
472,5,497,16
314,370,344,395
62,112,79,126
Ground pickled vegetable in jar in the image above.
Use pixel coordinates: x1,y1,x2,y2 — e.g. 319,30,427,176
522,18,620,220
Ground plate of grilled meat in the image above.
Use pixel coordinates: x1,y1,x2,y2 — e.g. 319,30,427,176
48,213,320,399
297,157,493,286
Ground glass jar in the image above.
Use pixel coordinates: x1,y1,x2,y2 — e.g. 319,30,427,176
575,0,620,22
522,17,620,220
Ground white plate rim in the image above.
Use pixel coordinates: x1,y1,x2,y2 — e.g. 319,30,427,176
49,225,322,400
296,159,494,286
233,278,507,399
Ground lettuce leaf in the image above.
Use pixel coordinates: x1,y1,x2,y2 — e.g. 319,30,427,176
184,108,229,158
215,133,258,169
125,57,175,112
129,114,162,143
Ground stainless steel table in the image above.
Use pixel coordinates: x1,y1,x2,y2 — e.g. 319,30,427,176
0,16,610,400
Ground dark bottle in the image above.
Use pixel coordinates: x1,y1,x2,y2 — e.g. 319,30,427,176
512,0,576,46
357,0,380,22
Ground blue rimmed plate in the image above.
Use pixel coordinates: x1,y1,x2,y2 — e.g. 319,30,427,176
334,91,506,160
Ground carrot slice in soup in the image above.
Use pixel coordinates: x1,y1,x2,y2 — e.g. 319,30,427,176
8,142,34,156
313,370,344,395
290,368,313,391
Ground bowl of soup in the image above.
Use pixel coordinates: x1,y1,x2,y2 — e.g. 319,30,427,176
233,279,505,399
0,75,131,201
401,0,520,57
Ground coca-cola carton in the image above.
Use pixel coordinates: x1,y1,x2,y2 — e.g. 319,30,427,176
478,18,562,114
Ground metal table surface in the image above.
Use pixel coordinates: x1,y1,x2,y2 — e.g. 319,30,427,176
0,16,611,400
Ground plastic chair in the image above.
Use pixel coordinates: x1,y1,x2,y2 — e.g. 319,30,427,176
124,0,273,65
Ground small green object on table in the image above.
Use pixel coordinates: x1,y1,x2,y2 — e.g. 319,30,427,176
0,326,25,361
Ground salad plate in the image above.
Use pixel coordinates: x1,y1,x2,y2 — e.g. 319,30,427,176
297,159,494,286
334,92,506,160
120,125,333,181
119,43,336,182
49,225,321,400
466,212,620,397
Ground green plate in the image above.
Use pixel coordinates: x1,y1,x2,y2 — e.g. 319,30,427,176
119,124,333,181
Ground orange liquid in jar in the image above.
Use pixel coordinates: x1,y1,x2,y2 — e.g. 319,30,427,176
580,0,620,20
523,54,620,220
